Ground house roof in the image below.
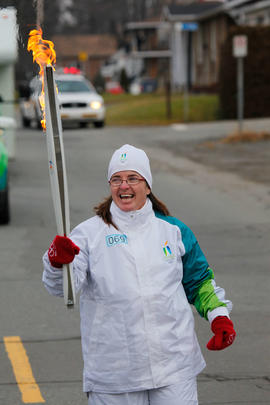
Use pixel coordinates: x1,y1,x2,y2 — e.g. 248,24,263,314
52,35,117,59
168,2,223,16
126,15,165,30
229,0,270,15
163,0,253,21
126,21,162,30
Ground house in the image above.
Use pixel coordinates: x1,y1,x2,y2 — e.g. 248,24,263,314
124,19,172,86
163,0,270,91
229,0,270,25
51,35,117,81
125,1,232,90
163,1,233,90
100,48,144,83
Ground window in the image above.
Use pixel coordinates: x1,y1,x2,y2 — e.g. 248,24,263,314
257,15,265,25
56,80,95,93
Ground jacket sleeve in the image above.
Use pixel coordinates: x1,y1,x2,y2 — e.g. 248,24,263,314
42,224,90,297
179,221,232,322
42,253,64,297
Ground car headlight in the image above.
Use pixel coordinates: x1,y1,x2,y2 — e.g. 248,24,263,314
90,101,102,110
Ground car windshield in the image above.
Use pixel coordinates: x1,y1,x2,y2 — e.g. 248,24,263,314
56,80,95,93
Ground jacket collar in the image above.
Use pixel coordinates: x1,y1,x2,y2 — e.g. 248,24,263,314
110,198,154,231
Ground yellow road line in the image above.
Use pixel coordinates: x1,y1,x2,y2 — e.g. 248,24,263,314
4,336,45,403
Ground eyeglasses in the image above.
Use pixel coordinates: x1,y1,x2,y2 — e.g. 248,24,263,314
109,176,146,187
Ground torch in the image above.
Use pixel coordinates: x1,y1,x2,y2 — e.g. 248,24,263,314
28,29,76,307
44,66,76,307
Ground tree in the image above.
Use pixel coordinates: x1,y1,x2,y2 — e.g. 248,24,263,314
219,26,270,119
119,68,130,93
93,72,105,94
1,0,61,82
0,0,171,84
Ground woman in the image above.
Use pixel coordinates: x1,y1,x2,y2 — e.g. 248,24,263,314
43,144,236,405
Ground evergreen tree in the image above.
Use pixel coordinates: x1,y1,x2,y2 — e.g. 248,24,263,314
119,68,130,93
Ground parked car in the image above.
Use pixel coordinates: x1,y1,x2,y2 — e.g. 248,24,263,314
105,81,124,94
0,140,8,224
0,117,13,224
20,71,106,128
129,77,158,94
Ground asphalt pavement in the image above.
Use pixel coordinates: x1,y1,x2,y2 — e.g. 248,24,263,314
0,118,269,405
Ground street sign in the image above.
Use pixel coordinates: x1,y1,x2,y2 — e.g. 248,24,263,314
181,22,198,31
175,22,198,32
233,35,248,58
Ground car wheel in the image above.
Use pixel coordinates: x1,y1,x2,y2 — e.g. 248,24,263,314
34,107,43,130
22,116,31,128
0,187,10,225
36,119,42,130
93,121,105,128
79,122,88,128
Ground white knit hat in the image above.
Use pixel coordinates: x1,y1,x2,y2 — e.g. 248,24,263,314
107,144,152,188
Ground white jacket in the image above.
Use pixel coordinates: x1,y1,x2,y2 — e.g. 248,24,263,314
43,199,231,393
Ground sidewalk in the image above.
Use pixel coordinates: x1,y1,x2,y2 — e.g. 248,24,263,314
161,118,270,187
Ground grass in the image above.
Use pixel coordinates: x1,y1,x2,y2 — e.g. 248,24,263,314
202,130,270,149
102,92,219,126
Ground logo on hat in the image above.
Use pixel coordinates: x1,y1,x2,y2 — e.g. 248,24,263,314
120,152,127,163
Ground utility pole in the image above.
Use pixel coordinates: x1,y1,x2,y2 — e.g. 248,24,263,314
177,22,198,122
35,0,44,28
233,35,248,134
165,72,172,119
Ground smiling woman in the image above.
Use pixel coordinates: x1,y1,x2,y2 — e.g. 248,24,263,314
42,144,236,405
109,171,150,212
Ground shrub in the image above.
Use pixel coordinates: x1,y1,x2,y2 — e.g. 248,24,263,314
219,26,270,119
119,68,130,93
93,72,105,93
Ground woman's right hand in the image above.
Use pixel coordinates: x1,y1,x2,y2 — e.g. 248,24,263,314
48,235,80,268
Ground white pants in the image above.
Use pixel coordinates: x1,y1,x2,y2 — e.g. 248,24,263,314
87,377,198,405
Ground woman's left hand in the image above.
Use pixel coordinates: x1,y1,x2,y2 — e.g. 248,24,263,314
207,316,236,350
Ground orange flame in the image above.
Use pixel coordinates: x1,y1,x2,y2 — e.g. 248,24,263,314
27,28,56,129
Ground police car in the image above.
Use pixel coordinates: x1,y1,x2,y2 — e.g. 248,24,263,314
20,69,106,129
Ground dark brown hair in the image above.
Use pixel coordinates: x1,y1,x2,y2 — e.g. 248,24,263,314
94,193,170,229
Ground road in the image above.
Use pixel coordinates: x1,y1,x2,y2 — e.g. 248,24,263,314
0,122,269,405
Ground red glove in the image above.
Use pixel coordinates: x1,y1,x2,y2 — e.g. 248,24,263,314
207,316,236,351
48,235,80,268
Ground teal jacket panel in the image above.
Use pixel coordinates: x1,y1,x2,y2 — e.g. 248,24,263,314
155,212,227,319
